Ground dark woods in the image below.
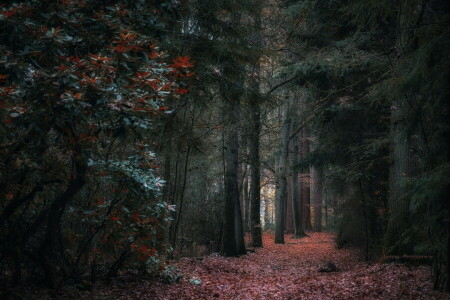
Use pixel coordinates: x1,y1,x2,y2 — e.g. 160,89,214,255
0,0,449,294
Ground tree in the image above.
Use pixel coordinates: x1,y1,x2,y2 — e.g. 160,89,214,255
311,166,322,232
301,128,312,230
248,2,264,248
0,0,188,287
275,104,291,244
290,116,307,238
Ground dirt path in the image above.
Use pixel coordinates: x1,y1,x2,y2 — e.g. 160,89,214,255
92,233,448,300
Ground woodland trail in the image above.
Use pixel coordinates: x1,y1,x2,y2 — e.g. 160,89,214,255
89,232,449,300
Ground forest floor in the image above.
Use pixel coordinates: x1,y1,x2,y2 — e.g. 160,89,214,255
12,232,450,299
88,232,448,300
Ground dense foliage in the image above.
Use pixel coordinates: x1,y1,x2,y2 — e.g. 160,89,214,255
0,0,192,288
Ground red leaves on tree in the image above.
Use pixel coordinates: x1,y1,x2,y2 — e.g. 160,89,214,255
170,56,194,84
58,64,69,71
80,74,98,85
172,56,194,69
136,72,151,79
175,88,189,95
89,54,114,67
111,31,143,53
1,8,18,18
131,213,141,223
109,215,120,222
0,86,15,96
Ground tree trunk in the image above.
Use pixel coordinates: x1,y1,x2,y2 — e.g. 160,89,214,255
222,99,240,256
291,132,306,238
234,102,246,255
40,138,87,288
242,166,250,232
285,169,294,234
235,183,246,255
311,167,322,232
384,1,420,254
263,196,271,230
248,3,263,248
249,97,263,247
275,105,291,244
171,144,191,251
161,120,173,250
300,128,312,230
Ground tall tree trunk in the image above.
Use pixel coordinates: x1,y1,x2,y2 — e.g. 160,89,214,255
234,102,246,255
384,96,415,254
291,132,306,238
242,165,250,232
249,97,263,247
285,166,294,234
235,182,246,255
248,2,263,248
300,128,312,230
384,1,420,255
275,105,291,244
222,98,240,256
171,144,191,251
311,167,322,232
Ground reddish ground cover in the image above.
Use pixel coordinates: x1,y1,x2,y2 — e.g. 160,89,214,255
90,232,449,299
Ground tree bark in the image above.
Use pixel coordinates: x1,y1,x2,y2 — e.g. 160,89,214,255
222,98,241,256
285,168,294,234
291,132,306,238
384,1,420,255
242,165,250,233
275,105,291,244
311,167,322,232
249,98,263,247
40,136,87,288
300,128,312,230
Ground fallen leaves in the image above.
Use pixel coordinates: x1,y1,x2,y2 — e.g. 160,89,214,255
84,233,449,299
16,233,450,299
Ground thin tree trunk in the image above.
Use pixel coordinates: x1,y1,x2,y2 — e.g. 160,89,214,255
161,121,172,250
242,164,250,232
171,144,191,251
264,197,270,230
291,131,306,238
233,104,246,255
285,169,294,234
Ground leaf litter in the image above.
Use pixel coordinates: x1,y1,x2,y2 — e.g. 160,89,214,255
89,232,449,299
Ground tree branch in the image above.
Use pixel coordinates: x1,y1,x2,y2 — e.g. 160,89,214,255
266,75,299,95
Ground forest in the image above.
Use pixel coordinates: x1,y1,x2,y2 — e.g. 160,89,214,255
0,0,449,299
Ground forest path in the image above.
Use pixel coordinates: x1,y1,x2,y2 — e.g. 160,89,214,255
93,233,447,300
